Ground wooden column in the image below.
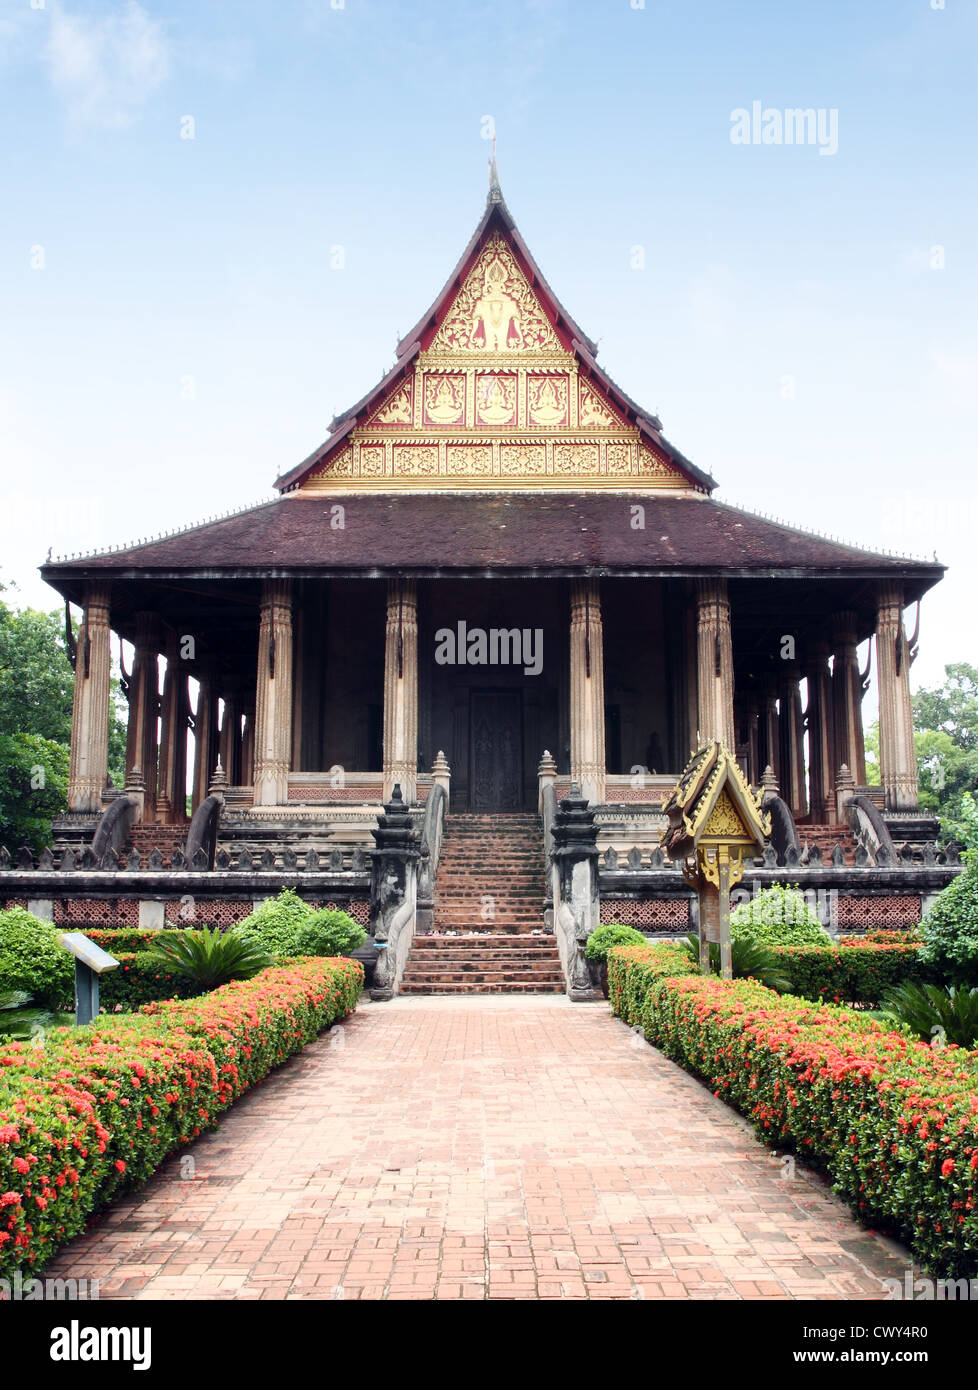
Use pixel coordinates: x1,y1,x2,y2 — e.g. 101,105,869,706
804,641,835,823
191,673,219,811
219,690,242,787
156,631,190,823
569,578,606,805
383,579,418,803
254,579,294,806
67,581,112,812
778,667,808,820
831,611,867,789
123,611,159,822
695,579,735,750
876,584,919,811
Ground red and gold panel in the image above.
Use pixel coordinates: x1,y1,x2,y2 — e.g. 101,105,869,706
447,444,493,476
369,378,413,427
392,443,439,476
360,444,386,477
475,372,517,427
579,379,624,429
527,372,569,427
422,373,466,427
554,442,599,475
499,443,546,476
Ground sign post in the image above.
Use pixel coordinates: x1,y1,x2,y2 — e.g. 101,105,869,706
57,933,121,1026
662,742,770,980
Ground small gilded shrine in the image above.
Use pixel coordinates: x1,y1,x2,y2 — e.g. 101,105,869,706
663,743,770,978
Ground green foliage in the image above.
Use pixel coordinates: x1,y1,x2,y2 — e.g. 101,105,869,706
919,854,978,987
682,933,792,991
0,733,69,851
234,889,366,958
0,907,73,1009
881,980,978,1049
912,664,978,844
605,941,695,1024
774,941,933,1004
0,588,126,848
0,990,74,1041
729,883,831,947
98,954,198,1009
584,923,646,962
143,928,271,991
86,928,166,953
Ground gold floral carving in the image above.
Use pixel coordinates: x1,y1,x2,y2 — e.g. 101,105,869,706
360,446,386,477
606,443,635,474
392,444,439,476
499,444,546,476
447,444,492,476
702,790,748,839
554,442,599,475
430,234,561,354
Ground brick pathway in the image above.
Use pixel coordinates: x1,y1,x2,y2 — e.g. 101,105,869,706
45,996,909,1300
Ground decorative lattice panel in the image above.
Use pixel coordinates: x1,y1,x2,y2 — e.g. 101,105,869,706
837,895,922,928
600,898,690,928
53,899,140,926
0,899,28,912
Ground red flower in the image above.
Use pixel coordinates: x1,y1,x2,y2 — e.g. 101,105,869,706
941,1158,955,1178
114,1159,126,1172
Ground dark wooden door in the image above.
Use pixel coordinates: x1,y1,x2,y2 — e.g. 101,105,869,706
469,690,523,811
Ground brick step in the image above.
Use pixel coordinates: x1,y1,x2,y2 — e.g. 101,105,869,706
408,951,560,965
412,933,555,945
399,981,564,995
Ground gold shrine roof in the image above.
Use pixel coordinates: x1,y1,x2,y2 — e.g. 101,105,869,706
662,741,770,860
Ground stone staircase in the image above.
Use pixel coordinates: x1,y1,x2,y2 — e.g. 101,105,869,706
399,812,564,994
399,935,564,994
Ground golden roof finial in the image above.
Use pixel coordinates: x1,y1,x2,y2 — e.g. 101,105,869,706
487,134,503,205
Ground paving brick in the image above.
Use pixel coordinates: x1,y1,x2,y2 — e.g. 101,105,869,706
43,996,910,1300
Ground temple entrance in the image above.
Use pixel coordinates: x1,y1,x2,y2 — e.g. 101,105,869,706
469,689,523,810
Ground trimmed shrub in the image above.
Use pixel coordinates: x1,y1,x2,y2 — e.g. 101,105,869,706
606,941,694,1024
0,956,362,1274
584,924,646,962
86,929,168,953
609,942,978,1276
98,954,199,1010
730,883,831,947
0,907,72,1010
920,855,978,987
772,942,932,1005
234,889,367,959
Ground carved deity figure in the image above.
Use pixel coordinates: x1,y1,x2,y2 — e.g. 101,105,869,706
470,255,522,351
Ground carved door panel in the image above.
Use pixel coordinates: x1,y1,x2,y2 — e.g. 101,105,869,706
469,690,523,811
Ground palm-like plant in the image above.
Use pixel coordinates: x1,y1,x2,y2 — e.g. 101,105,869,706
881,981,978,1049
144,928,271,991
683,934,792,992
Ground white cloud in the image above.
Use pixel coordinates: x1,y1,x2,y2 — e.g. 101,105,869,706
46,1,169,130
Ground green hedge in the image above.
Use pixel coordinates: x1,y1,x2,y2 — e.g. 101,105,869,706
85,929,166,953
0,956,363,1275
770,942,934,1004
608,942,978,1277
98,954,199,1009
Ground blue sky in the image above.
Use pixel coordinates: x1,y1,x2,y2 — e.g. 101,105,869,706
1,0,975,697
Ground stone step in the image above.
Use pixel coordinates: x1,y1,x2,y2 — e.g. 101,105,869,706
399,981,564,995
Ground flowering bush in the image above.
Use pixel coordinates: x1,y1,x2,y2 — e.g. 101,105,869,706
770,941,933,1004
0,956,362,1275
86,929,171,953
98,954,199,1009
609,940,978,1275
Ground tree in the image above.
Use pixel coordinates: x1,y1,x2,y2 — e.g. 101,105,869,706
0,584,127,849
912,664,978,844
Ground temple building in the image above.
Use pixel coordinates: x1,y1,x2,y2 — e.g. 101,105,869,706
3,170,957,992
